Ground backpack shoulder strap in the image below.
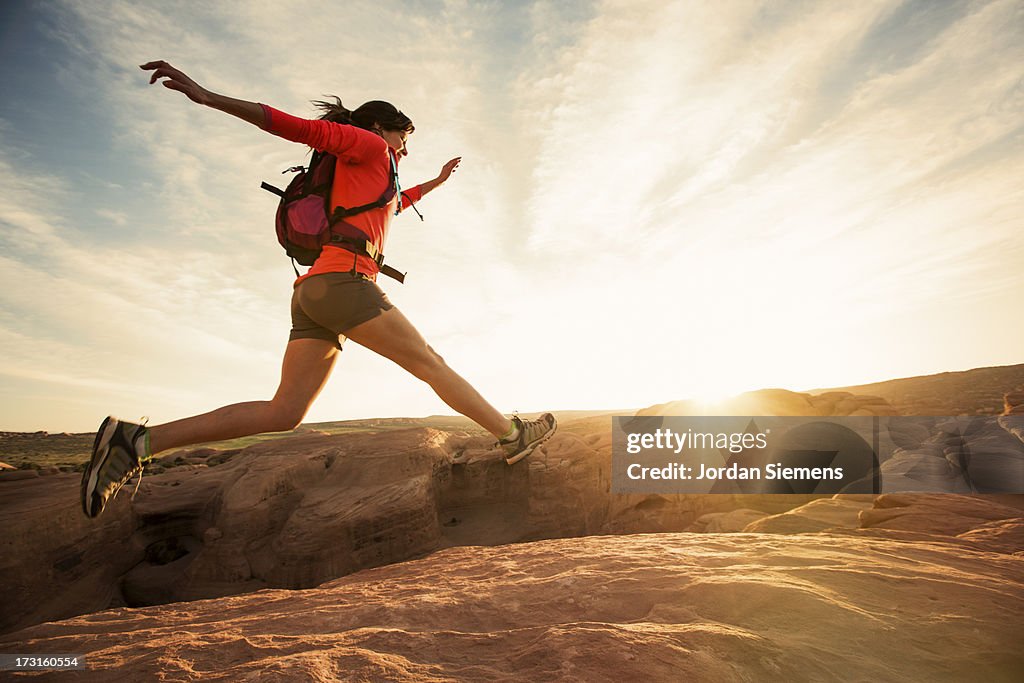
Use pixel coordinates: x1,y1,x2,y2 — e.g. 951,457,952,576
329,150,398,222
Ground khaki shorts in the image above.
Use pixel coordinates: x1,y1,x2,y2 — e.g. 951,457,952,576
289,272,394,350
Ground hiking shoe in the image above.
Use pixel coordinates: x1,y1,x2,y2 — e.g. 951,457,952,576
500,413,557,465
80,416,149,518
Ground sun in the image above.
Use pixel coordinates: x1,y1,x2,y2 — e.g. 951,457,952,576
685,379,746,412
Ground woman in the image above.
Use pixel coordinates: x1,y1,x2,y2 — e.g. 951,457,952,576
81,61,556,519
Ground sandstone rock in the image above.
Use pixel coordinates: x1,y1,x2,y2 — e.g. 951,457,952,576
744,513,834,534
1004,390,1024,415
743,497,872,534
877,448,972,493
831,493,877,503
4,412,1018,647
852,395,889,405
858,493,1024,536
998,415,1024,445
956,518,1024,555
724,389,817,416
0,423,824,635
690,508,769,533
834,398,858,414
807,391,854,416
0,469,39,482
872,492,1023,519
0,474,138,635
813,392,856,401
834,395,898,416
3,532,1021,681
866,415,1024,494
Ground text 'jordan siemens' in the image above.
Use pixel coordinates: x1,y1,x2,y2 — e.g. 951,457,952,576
623,428,843,481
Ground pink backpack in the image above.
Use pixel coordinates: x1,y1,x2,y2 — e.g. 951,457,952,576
261,150,407,282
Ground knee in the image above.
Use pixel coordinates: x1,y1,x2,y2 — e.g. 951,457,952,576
268,402,306,432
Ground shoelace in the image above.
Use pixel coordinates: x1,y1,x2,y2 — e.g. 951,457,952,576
110,417,149,503
130,416,150,500
108,462,144,503
130,468,144,500
520,414,554,442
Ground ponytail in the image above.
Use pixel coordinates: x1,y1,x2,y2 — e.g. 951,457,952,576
312,96,353,124
312,95,414,133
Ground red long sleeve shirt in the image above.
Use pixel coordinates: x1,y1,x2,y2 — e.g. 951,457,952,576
261,104,423,282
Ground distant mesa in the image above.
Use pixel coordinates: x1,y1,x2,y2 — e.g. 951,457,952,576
816,363,1024,416
636,388,898,417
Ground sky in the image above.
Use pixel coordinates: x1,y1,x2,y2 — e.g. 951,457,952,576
1,0,1022,433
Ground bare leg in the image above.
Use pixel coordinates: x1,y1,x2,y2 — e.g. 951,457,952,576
147,338,339,456
344,307,512,438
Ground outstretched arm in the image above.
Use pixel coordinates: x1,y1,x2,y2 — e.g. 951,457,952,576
140,60,266,128
400,157,461,214
140,60,378,159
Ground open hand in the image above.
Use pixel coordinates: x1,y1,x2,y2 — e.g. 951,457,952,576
140,61,210,105
437,157,461,183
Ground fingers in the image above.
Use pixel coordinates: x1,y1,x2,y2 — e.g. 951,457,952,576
147,67,179,84
139,60,170,71
140,60,184,86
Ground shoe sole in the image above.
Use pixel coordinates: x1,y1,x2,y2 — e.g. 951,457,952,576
81,416,118,518
505,419,558,466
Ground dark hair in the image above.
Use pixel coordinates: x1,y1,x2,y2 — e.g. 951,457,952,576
312,96,414,133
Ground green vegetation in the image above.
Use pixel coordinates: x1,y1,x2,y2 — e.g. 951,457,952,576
0,410,620,470
0,432,95,470
0,416,491,470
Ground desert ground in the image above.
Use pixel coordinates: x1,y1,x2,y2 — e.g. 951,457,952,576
1,364,1022,681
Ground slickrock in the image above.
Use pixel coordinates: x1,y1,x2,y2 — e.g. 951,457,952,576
687,508,770,533
743,496,874,534
858,493,1024,536
4,378,1022,679
1002,389,1024,416
0,424,821,635
3,530,1021,682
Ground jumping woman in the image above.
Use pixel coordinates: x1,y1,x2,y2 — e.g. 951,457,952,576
81,60,557,519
